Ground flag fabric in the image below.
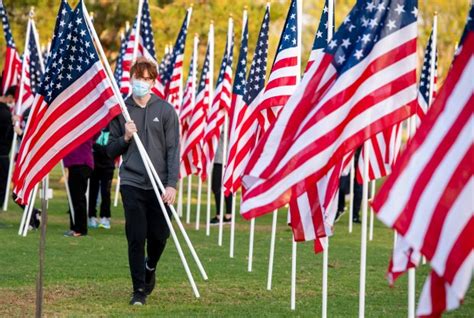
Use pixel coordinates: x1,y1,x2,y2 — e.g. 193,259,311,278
416,26,438,126
162,8,192,111
114,28,128,84
305,0,335,72
179,46,197,139
241,0,419,219
222,11,249,195
45,0,72,67
356,123,403,183
222,4,270,195
180,36,212,178
13,1,122,205
372,27,473,317
254,0,299,129
16,19,43,116
386,235,421,285
159,45,172,80
0,1,21,94
119,0,164,98
201,22,234,179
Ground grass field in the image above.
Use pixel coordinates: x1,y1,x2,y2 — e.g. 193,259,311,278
0,167,472,317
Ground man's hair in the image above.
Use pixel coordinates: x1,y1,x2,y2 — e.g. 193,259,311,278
5,85,17,98
130,57,158,80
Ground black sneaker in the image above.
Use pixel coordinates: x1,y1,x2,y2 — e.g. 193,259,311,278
334,210,345,223
353,217,361,224
144,269,156,296
129,290,146,305
223,216,232,224
210,216,220,225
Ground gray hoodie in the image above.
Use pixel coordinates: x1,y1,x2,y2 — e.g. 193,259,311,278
107,94,180,190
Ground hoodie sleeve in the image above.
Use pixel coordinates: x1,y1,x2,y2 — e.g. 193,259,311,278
106,115,129,159
163,105,180,189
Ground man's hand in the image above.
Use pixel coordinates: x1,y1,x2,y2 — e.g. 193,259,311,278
124,121,137,142
162,187,176,205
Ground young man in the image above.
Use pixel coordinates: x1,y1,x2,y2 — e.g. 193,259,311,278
0,86,16,207
107,58,180,306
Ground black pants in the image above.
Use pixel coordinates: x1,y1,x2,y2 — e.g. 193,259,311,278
68,165,92,234
337,174,363,220
0,156,9,206
211,163,233,216
121,185,170,292
88,167,114,218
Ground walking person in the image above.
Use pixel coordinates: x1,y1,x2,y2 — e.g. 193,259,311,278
107,58,180,305
0,86,15,207
88,126,115,229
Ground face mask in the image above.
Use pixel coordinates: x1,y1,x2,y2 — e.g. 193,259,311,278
132,79,151,97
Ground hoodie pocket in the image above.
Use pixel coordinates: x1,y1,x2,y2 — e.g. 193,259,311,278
121,149,147,183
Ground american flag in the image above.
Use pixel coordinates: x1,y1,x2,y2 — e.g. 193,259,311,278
45,0,72,67
114,27,129,84
180,31,213,178
0,1,21,95
223,9,249,195
162,8,192,111
13,1,122,205
201,19,234,179
355,123,403,183
255,0,299,128
241,0,419,219
119,0,164,98
179,36,198,140
16,18,44,116
305,0,335,72
373,25,473,317
222,4,270,195
159,44,172,79
416,22,438,126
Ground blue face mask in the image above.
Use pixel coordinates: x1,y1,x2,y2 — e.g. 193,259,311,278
132,79,151,97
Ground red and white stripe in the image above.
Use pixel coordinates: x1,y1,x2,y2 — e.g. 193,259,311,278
201,20,233,179
256,46,299,129
179,36,198,140
1,46,21,95
373,33,474,317
356,123,403,183
13,62,121,205
386,235,421,286
241,22,418,219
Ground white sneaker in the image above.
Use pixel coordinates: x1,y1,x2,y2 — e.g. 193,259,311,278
88,217,98,228
99,217,111,229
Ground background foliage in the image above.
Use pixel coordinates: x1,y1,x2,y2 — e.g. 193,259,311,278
0,0,471,85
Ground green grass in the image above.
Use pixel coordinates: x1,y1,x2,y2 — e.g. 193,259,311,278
0,167,472,317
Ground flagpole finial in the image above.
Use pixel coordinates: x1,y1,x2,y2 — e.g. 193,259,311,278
244,5,248,10
126,20,130,31
229,13,233,18
434,11,438,16
29,6,35,18
189,3,194,8
210,20,214,25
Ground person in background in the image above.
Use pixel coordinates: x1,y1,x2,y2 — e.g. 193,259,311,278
88,126,115,229
107,58,179,306
0,86,15,207
63,137,96,237
210,130,233,225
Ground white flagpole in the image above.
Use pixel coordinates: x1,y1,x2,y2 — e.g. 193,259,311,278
218,16,233,247
4,16,31,212
290,237,297,310
205,21,214,233
195,178,202,226
61,161,75,224
229,8,247,256
84,3,208,291
22,184,38,236
322,2,332,315
322,238,329,318
266,208,278,290
369,180,375,241
428,13,438,115
408,268,416,318
348,157,355,233
113,158,121,207
248,217,255,272
177,178,183,217
132,0,143,64
187,34,199,227
358,142,370,317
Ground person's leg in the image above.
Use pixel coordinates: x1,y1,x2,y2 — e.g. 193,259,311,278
0,156,9,206
121,185,148,294
224,193,233,218
211,163,222,218
68,165,91,234
99,168,114,219
88,168,100,219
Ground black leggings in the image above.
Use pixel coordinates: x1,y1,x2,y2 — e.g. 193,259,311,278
211,163,233,216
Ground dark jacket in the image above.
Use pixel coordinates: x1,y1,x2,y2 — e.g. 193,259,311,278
0,102,13,156
93,127,115,170
106,94,180,189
